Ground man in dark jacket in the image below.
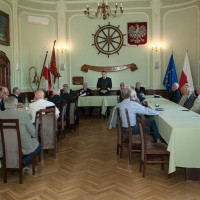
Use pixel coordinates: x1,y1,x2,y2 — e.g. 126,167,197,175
169,83,181,104
117,82,125,102
11,87,24,103
135,82,146,95
183,87,197,110
79,82,92,96
79,82,93,116
48,89,64,104
97,71,112,96
60,84,72,95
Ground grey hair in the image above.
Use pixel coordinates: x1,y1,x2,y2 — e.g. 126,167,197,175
4,96,18,109
136,82,141,85
121,88,130,99
63,87,70,94
53,89,60,95
174,82,179,88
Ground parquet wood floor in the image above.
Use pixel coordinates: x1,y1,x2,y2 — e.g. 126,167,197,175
0,117,200,200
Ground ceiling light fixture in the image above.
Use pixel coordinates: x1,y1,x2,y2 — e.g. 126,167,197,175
84,0,123,20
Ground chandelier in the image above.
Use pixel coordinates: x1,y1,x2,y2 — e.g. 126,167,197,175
84,0,123,20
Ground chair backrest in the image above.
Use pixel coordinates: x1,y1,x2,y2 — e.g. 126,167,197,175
0,119,22,169
68,99,77,125
46,105,56,110
34,111,40,140
136,115,147,161
117,108,123,145
125,108,133,136
56,102,66,130
125,108,133,148
39,108,56,150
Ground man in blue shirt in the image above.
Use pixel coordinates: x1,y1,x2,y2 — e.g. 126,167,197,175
117,87,162,143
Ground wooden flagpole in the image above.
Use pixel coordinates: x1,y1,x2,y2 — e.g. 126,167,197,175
37,51,48,90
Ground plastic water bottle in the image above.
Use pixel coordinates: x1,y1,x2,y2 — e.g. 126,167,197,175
25,97,29,111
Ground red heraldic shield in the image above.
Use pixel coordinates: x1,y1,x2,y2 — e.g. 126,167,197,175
127,22,147,45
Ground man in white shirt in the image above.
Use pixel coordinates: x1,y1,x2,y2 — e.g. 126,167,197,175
29,90,60,123
191,87,200,113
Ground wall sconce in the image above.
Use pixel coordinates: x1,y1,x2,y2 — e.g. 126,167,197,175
56,45,68,73
151,42,164,52
29,66,40,92
56,46,67,54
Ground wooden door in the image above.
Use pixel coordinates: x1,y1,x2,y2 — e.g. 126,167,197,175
0,51,10,90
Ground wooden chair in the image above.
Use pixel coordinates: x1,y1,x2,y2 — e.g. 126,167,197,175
124,108,141,164
125,109,153,164
67,98,78,130
136,114,169,177
116,108,129,158
0,119,36,184
56,102,66,137
39,108,57,160
34,111,40,140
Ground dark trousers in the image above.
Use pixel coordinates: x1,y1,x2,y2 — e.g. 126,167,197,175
22,143,41,165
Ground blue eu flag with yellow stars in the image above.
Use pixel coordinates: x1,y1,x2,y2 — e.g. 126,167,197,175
163,54,178,93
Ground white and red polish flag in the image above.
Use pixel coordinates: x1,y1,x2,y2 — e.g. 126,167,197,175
42,55,51,94
179,52,194,90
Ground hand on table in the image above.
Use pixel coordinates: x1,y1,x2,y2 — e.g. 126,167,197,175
100,90,107,93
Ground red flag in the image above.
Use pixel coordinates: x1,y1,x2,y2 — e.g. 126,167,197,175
179,52,194,90
42,56,51,95
50,45,57,83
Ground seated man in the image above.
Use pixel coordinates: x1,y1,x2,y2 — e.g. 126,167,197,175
169,83,181,104
97,71,112,96
60,84,72,95
0,96,41,165
11,87,24,103
48,89,64,104
0,87,5,111
130,86,147,106
179,83,189,106
190,87,200,113
79,82,92,96
182,86,197,110
135,82,146,95
117,82,125,102
2,87,9,100
29,90,60,123
79,82,93,116
117,87,162,143
61,87,77,100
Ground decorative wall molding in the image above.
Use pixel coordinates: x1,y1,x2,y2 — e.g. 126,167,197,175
161,0,199,9
81,63,138,73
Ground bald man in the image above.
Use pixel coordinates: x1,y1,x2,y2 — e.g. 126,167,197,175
29,90,60,123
